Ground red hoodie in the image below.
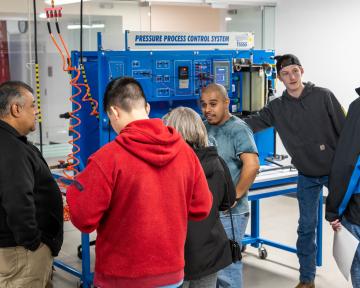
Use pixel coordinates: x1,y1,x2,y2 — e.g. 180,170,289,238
66,119,212,288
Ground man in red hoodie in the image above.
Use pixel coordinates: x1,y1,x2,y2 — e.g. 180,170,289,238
66,77,213,288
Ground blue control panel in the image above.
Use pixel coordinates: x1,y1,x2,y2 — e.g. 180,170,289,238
72,49,275,166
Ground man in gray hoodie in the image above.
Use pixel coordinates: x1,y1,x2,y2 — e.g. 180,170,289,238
244,54,346,288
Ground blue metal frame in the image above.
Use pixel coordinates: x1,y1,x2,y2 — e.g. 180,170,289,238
52,172,94,287
244,177,323,266
80,233,93,286
53,234,94,287
53,235,93,288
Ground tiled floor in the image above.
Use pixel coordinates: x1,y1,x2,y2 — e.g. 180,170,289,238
52,196,353,287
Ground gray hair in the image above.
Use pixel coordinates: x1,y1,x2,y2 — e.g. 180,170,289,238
166,107,208,148
0,81,33,117
202,83,228,100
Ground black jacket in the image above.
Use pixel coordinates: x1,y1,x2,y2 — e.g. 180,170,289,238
0,120,63,256
245,82,345,176
326,97,360,225
184,146,236,280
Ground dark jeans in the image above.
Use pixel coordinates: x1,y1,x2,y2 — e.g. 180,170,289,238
296,174,328,283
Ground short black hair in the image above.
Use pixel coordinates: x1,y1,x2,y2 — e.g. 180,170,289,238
0,81,33,117
103,77,147,113
275,54,302,74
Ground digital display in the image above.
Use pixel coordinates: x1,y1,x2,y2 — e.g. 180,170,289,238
215,67,226,84
213,61,230,90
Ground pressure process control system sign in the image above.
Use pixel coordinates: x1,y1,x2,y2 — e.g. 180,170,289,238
125,31,254,51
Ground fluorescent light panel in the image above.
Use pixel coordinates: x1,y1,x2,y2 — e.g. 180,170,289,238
67,24,105,30
91,24,105,28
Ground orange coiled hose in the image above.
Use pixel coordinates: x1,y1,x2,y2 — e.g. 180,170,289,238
57,32,99,117
47,1,99,221
49,30,82,189
47,2,99,192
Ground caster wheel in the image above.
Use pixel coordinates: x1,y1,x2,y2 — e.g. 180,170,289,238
258,246,268,259
77,245,82,260
77,240,96,260
241,245,247,253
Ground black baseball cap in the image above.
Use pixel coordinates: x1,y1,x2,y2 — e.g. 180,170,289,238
275,54,302,73
355,87,360,97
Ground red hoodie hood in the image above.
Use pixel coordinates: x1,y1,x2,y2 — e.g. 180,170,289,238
115,118,183,167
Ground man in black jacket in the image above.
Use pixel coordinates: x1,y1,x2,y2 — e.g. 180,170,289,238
0,81,63,287
244,54,346,288
326,93,360,288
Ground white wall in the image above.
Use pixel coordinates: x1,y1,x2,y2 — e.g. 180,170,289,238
150,5,222,32
275,0,360,109
227,6,263,48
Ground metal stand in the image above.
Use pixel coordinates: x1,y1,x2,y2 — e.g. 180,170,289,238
244,176,323,266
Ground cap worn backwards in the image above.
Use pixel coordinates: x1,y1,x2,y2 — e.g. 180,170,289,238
275,54,301,73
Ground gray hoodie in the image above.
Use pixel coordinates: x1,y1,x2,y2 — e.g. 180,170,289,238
244,82,346,176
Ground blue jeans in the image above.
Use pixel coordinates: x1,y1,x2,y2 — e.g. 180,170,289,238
342,218,360,288
296,174,328,283
217,212,249,288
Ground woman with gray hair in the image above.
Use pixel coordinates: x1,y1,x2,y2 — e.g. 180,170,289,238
165,107,236,288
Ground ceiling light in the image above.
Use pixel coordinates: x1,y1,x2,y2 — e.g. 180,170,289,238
225,17,232,21
67,24,105,30
91,24,105,29
67,24,90,30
